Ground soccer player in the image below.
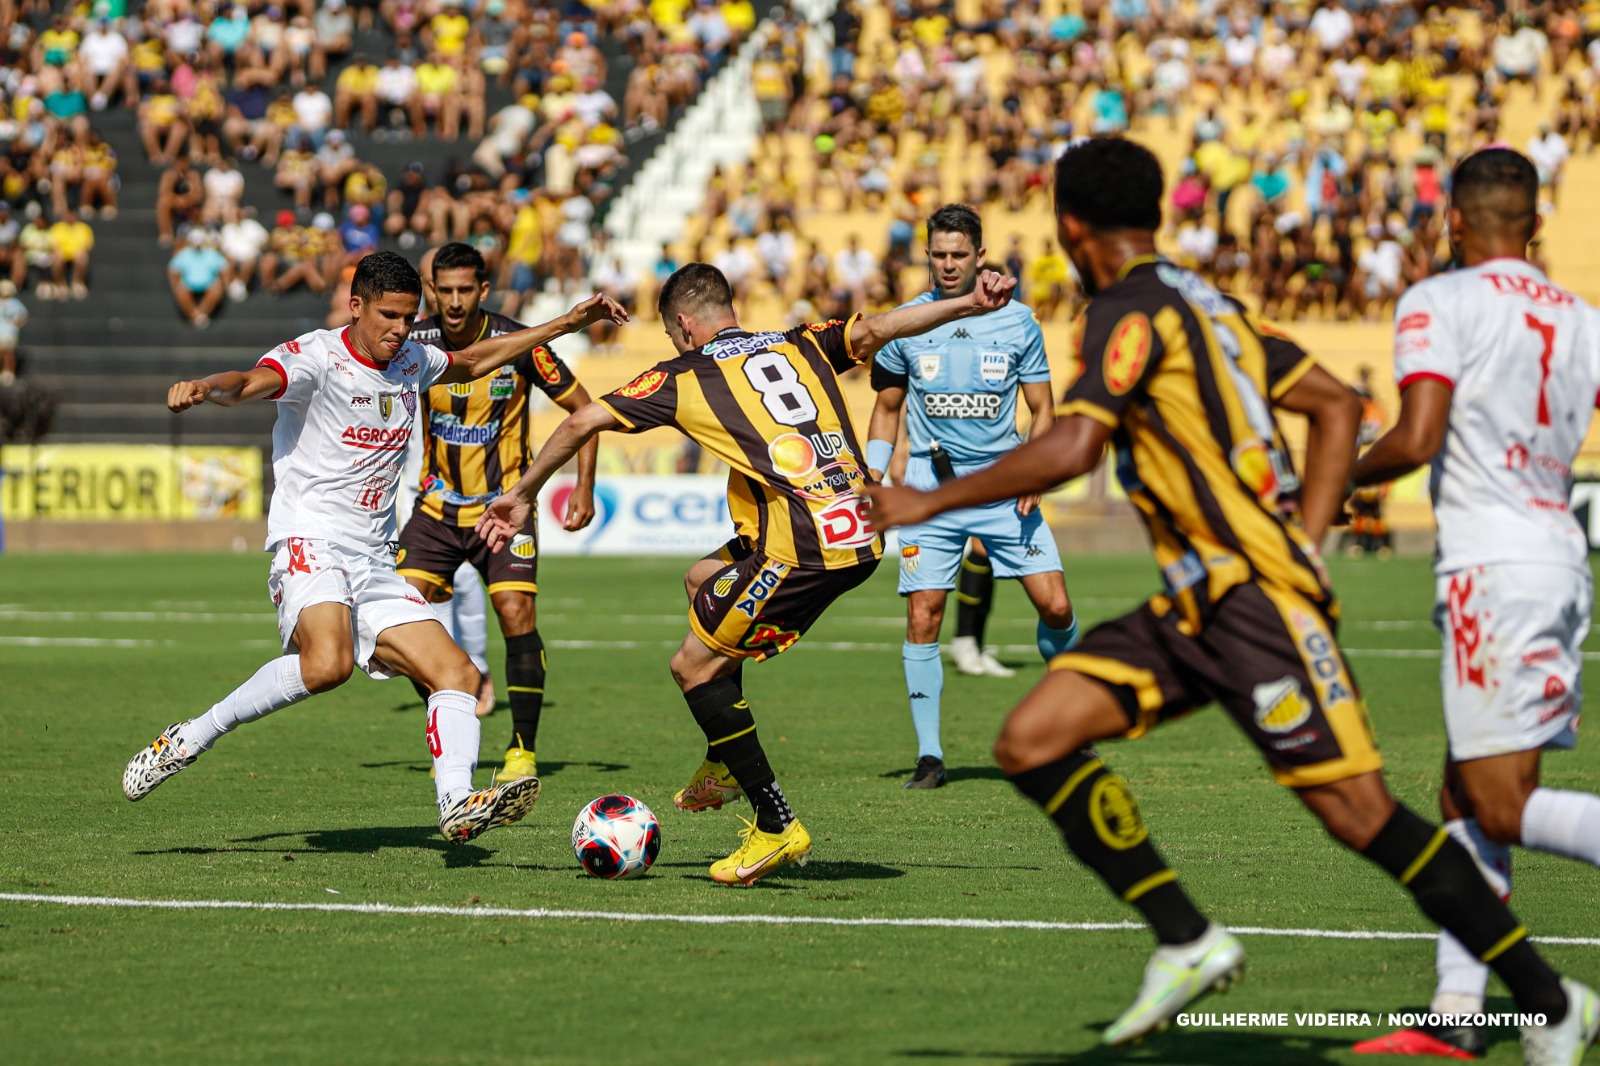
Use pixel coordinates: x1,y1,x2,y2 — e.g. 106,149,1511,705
475,262,1016,884
864,137,1597,1057
397,242,599,782
865,203,1076,789
121,251,627,843
1350,149,1600,1059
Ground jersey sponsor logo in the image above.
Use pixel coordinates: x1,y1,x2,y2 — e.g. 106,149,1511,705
617,369,667,399
357,474,390,512
424,707,443,757
1397,311,1431,333
350,395,373,408
432,417,501,446
1287,608,1357,707
490,368,517,399
817,494,875,549
532,346,563,383
1483,273,1575,307
734,559,790,617
340,424,412,450
286,537,313,575
278,340,301,356
1446,572,1487,689
900,543,920,574
1103,312,1152,395
768,432,818,477
980,351,1009,385
1507,443,1530,471
508,533,536,560
917,353,941,381
951,328,972,340
1088,774,1148,849
704,331,785,359
1252,677,1312,733
923,392,1002,419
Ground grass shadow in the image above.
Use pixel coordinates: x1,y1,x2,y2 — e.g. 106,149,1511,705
357,758,631,776
877,765,1008,783
136,826,495,868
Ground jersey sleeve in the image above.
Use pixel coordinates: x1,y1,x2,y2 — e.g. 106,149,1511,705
1253,319,1318,400
1018,312,1052,383
521,342,579,403
255,338,320,406
790,313,865,374
1058,299,1161,427
419,342,454,390
871,337,909,391
1392,284,1459,391
596,361,678,433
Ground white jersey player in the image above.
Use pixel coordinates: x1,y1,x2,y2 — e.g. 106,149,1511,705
1352,148,1600,1061
121,251,628,844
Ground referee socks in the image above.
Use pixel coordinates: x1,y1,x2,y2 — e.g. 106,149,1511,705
902,641,944,760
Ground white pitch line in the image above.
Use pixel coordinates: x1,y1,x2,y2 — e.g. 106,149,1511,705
0,635,174,648
3,893,1597,946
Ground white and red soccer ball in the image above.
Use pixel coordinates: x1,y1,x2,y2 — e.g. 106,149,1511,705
572,794,661,879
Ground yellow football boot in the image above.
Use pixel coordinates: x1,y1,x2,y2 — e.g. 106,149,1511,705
709,817,811,886
495,736,537,784
673,758,743,812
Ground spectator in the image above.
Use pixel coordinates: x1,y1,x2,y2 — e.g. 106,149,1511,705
415,51,463,139
220,206,269,300
156,155,204,246
315,0,356,73
48,207,93,300
335,55,380,133
0,205,17,289
314,129,358,209
0,280,27,386
78,129,118,219
261,209,325,294
375,56,423,137
14,205,56,298
201,158,245,225
168,227,229,328
337,203,381,258
1527,124,1569,204
1025,237,1072,322
291,84,333,147
833,233,877,307
78,18,129,111
1309,0,1355,56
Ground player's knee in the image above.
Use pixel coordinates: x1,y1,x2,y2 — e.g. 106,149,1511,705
299,649,353,693
1472,799,1527,845
1039,596,1073,629
493,596,535,636
906,596,945,641
994,704,1073,774
1301,774,1395,850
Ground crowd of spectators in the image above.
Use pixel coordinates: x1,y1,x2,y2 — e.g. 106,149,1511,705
658,0,1597,328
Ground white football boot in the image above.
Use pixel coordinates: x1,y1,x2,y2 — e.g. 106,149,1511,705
122,723,198,801
1103,924,1245,1046
1522,978,1600,1066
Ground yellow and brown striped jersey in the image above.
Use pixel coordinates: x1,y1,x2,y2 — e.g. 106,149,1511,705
410,310,578,526
596,317,883,571
1060,257,1329,629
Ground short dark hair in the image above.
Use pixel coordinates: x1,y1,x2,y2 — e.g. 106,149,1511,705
927,203,983,249
351,251,422,303
1054,137,1163,232
1450,147,1538,240
432,241,488,283
658,262,732,320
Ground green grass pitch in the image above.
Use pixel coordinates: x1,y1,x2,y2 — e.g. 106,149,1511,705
2,552,1596,1064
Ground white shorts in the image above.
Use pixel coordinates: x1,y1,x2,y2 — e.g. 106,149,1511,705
267,538,437,680
1435,563,1589,761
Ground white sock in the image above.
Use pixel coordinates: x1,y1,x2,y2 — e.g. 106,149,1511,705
427,689,480,809
1430,818,1508,1014
178,656,310,753
450,566,489,674
1522,787,1600,865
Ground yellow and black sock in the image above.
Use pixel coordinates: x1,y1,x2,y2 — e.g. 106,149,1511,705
504,631,545,752
1010,750,1208,945
1361,803,1567,1020
954,550,994,646
684,677,791,833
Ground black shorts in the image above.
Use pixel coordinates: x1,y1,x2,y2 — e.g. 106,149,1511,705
395,508,538,598
1054,582,1383,788
689,538,878,662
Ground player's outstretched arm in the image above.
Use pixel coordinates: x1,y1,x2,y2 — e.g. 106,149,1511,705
866,414,1112,530
1015,379,1056,516
477,402,622,551
865,386,906,481
552,382,600,530
166,367,283,411
1351,377,1451,492
1275,364,1365,545
440,294,629,384
849,270,1016,362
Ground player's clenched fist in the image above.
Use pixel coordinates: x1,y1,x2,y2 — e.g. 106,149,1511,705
167,380,211,412
862,483,936,532
969,270,1016,312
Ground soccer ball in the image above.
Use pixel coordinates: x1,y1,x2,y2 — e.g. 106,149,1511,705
572,794,662,879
